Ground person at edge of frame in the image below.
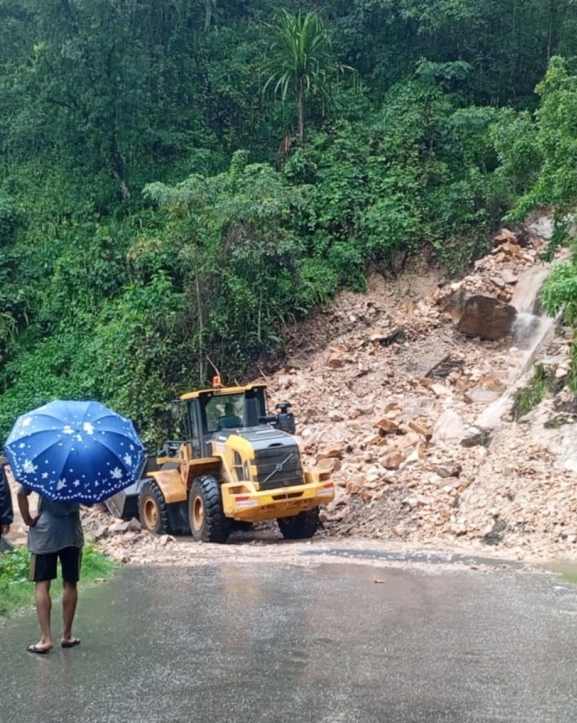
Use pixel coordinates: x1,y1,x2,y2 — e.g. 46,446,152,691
0,456,14,544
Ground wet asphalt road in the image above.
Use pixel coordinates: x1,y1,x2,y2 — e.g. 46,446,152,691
2,559,577,723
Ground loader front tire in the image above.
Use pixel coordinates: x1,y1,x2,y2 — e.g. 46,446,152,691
277,508,319,540
139,480,172,535
189,475,230,543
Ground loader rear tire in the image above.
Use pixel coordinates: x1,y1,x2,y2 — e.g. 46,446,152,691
139,480,172,535
189,475,230,543
277,508,319,540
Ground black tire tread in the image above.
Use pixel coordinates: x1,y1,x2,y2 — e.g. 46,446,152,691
138,479,172,535
189,475,230,543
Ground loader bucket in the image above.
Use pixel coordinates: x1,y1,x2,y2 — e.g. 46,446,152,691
105,482,141,520
104,454,156,520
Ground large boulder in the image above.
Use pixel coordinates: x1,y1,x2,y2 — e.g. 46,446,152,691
431,410,465,447
456,294,517,341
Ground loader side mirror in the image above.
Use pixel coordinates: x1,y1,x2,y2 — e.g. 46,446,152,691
274,402,296,435
259,414,278,425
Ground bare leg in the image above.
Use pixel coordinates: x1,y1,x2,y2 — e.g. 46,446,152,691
32,581,54,651
61,581,79,645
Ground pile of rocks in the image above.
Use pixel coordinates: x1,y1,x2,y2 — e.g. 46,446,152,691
262,223,577,560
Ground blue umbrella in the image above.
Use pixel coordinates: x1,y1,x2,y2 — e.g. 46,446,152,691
5,400,146,504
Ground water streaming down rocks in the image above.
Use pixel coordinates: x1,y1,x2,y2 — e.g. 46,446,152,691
512,312,541,349
510,266,553,357
475,265,554,432
511,267,556,373
510,266,550,314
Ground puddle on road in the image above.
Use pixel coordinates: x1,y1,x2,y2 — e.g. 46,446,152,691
302,546,525,569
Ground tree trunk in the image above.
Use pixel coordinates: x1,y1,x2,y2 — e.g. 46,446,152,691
297,79,304,143
204,0,215,31
109,134,131,200
547,0,570,61
547,0,554,61
195,268,205,385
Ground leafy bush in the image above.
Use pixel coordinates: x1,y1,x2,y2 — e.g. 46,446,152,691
0,544,114,617
512,364,564,420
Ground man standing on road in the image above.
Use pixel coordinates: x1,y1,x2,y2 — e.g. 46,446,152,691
0,458,14,544
17,485,84,654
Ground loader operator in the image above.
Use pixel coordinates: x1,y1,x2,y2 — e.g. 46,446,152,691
218,401,242,430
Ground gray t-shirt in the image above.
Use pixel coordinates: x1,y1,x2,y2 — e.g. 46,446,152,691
18,486,84,555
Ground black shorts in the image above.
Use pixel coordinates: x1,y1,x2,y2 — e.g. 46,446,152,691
29,547,82,583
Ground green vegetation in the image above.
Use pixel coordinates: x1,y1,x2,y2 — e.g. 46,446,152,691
0,545,115,617
512,364,564,421
262,10,351,143
1,1,577,444
561,572,577,586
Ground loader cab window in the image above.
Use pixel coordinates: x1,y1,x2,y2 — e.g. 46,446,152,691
170,400,187,439
198,388,268,437
185,401,202,458
206,394,244,433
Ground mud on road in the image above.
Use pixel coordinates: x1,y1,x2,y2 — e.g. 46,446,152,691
4,471,557,575
89,522,543,576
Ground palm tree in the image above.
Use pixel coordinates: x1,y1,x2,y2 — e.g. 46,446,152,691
262,10,349,144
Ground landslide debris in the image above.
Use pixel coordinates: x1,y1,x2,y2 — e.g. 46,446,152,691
6,219,577,565
258,221,577,561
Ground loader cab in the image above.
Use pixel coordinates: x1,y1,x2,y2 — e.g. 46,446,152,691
178,385,268,459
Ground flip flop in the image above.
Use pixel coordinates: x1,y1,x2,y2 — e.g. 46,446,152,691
61,638,81,648
26,644,51,655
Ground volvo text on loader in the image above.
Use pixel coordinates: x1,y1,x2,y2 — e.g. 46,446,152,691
105,381,335,543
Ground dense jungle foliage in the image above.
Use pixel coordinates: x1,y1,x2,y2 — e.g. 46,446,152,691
2,0,577,443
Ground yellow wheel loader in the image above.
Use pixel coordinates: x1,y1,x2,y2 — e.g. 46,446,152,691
105,381,334,543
